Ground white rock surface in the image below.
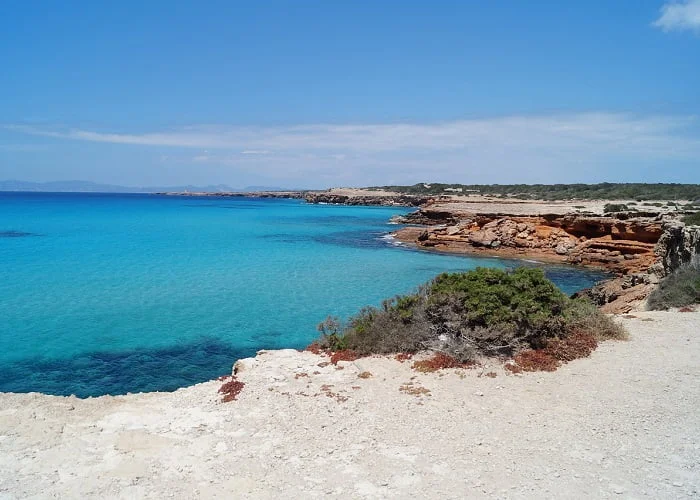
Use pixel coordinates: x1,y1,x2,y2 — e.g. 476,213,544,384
1,312,699,499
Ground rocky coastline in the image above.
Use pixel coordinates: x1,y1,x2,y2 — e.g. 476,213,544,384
390,200,699,313
2,189,699,498
160,187,698,311
158,188,433,207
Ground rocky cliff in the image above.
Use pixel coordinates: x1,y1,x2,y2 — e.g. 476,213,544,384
576,221,700,313
396,213,663,275
652,220,700,277
393,206,700,313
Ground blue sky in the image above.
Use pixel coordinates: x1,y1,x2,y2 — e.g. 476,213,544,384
1,1,699,188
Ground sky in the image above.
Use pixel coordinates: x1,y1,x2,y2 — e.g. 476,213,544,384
1,0,699,189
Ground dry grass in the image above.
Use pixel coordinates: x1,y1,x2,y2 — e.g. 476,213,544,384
399,382,431,396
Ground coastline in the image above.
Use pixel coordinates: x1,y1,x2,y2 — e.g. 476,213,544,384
2,311,698,498
391,226,574,266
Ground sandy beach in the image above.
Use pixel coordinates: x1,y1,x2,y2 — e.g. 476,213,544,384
1,311,698,499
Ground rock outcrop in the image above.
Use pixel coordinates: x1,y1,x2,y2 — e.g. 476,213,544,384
304,193,430,207
572,273,657,314
651,220,700,277
392,207,700,313
396,213,663,275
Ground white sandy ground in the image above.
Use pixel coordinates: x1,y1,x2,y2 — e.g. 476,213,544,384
1,311,698,499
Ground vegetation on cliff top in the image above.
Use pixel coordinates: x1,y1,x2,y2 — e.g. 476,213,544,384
316,267,626,365
368,182,700,201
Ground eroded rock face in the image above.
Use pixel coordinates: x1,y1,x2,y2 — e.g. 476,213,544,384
652,220,700,277
399,212,663,275
572,274,657,314
395,208,700,313
554,216,663,243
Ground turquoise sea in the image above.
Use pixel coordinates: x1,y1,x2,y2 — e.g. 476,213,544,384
0,193,608,397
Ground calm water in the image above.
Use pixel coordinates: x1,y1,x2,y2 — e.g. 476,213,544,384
0,193,608,397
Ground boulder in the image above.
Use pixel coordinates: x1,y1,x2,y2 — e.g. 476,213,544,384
468,229,499,247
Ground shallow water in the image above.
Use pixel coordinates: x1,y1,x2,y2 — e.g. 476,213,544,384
0,193,608,396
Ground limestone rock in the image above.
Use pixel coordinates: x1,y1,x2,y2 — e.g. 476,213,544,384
652,220,700,277
468,229,498,247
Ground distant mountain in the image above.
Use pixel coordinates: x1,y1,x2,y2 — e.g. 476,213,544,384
241,185,291,192
0,180,295,193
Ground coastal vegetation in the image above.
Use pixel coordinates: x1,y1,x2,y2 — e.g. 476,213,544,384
647,263,700,311
316,267,626,370
603,203,631,213
368,182,700,201
683,212,700,226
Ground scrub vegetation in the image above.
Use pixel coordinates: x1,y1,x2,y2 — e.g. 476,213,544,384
682,212,700,226
316,268,626,371
368,182,700,201
647,263,700,310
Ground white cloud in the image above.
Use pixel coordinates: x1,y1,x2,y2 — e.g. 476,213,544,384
653,0,700,32
241,150,270,155
4,113,700,185
5,113,699,156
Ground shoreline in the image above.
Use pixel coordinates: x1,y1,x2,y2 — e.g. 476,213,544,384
2,311,698,498
388,229,615,279
391,226,575,266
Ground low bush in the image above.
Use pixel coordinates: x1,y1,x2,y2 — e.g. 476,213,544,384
647,263,700,310
682,212,700,226
316,267,625,363
543,331,598,361
603,203,628,213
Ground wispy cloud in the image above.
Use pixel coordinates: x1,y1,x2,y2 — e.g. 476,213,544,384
653,0,700,32
241,150,270,155
4,113,700,184
5,113,699,156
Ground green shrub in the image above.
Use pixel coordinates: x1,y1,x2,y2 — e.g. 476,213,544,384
317,268,625,361
683,212,700,226
603,203,628,213
647,264,700,310
370,183,700,201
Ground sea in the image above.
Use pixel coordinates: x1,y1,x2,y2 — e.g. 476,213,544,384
0,192,608,397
